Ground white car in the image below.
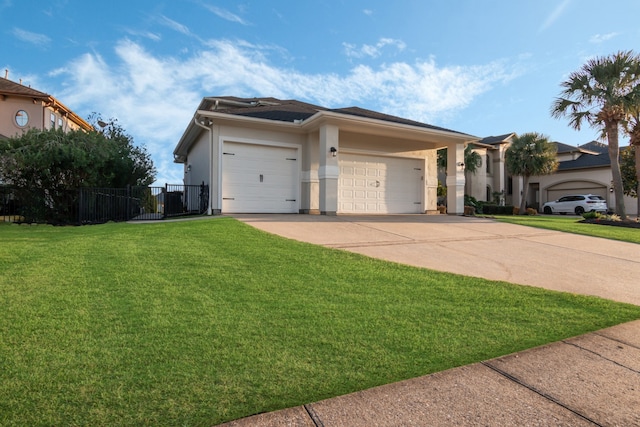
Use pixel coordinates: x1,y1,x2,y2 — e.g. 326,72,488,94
542,194,608,215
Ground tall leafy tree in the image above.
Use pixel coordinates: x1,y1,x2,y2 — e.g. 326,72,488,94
551,50,640,219
620,145,637,196
0,122,155,222
505,132,558,214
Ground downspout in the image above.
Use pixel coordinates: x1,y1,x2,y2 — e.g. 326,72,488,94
194,116,214,215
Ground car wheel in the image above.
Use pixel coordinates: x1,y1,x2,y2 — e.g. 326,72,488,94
543,206,552,215
575,206,585,215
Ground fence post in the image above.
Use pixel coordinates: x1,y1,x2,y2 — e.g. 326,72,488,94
163,184,168,219
126,185,131,221
78,188,83,224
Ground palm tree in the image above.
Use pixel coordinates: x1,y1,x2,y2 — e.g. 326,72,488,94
437,145,483,203
505,132,558,214
551,50,640,220
624,112,640,217
437,145,482,174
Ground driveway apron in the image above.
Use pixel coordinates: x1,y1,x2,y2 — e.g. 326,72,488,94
231,214,640,306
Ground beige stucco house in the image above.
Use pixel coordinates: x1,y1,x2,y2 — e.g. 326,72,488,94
465,133,638,216
173,97,477,216
0,75,92,138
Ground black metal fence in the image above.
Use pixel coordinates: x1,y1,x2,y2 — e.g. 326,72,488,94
1,183,209,225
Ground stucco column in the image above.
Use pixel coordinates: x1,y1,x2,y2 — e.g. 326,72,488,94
209,125,221,215
300,134,320,214
446,142,465,215
319,124,339,215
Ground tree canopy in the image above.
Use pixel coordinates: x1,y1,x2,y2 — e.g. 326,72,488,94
0,119,155,190
505,132,558,214
0,119,155,223
621,145,638,197
551,50,640,219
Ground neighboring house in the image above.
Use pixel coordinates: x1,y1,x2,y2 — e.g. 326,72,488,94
465,134,638,216
173,97,477,215
0,75,92,140
461,132,517,206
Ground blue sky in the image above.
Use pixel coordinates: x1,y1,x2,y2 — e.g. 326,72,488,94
2,0,639,184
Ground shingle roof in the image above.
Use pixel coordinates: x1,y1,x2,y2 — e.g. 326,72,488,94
201,97,473,135
329,106,470,135
478,133,515,145
0,77,49,99
554,141,580,153
557,145,611,171
215,99,324,122
578,140,608,154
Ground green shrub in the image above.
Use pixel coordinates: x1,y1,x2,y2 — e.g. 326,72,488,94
482,204,515,215
582,211,602,220
526,208,537,216
464,194,478,207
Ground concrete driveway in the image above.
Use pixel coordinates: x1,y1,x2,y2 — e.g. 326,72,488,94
232,214,640,306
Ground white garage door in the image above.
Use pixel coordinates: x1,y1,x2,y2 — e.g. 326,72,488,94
338,154,423,214
222,142,298,213
546,181,607,202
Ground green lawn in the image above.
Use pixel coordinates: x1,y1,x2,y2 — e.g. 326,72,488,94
492,214,640,244
1,218,639,426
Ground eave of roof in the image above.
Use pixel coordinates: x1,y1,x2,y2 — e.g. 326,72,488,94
174,97,478,160
1,78,92,131
0,77,49,99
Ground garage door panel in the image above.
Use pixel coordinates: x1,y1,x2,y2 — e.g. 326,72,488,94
222,142,298,213
546,182,607,203
339,153,422,214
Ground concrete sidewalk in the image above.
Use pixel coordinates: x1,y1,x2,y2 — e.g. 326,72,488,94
219,320,640,426
217,214,640,426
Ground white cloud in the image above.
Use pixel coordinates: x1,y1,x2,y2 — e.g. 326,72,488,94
202,5,249,25
343,38,406,59
55,39,513,185
124,28,162,42
363,9,373,16
589,32,619,44
539,0,571,32
157,15,191,36
12,27,51,46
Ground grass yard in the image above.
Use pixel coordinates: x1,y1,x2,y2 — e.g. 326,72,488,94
1,218,640,426
493,214,640,244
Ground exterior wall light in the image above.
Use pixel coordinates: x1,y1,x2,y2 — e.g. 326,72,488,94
187,165,192,172
330,146,337,157
457,162,464,167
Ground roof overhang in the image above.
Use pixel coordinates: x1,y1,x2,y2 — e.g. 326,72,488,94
173,106,478,162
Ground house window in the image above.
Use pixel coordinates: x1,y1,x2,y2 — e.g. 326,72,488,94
50,113,56,129
58,118,63,128
486,186,492,202
15,110,29,127
486,154,491,173
507,177,513,195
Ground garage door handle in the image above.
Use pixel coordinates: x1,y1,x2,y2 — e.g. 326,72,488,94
375,180,380,188
260,174,263,182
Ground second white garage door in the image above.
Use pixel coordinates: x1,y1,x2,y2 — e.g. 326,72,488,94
222,142,299,213
338,154,423,214
546,181,608,202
